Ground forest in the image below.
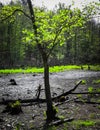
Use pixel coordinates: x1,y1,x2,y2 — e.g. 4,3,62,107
0,1,100,69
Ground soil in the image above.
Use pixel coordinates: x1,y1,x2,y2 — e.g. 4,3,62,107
0,70,100,130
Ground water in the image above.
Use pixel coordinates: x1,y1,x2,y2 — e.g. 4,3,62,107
0,70,100,100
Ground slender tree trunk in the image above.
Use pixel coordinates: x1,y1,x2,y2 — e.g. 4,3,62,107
27,0,56,122
43,57,56,121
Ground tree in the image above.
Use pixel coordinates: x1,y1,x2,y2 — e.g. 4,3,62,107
26,0,86,121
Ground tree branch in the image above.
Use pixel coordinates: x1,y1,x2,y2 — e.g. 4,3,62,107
0,9,31,22
0,80,82,105
52,80,82,101
47,19,79,58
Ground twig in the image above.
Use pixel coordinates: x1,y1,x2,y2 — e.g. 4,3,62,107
48,117,74,126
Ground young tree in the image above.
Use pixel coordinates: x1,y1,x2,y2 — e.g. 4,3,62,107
26,0,85,121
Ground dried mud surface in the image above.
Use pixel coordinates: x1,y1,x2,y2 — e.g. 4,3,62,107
0,70,100,130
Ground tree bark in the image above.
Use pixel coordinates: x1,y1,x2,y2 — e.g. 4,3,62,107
43,57,56,121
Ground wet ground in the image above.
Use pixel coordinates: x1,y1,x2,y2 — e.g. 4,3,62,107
0,70,100,130
0,70,100,101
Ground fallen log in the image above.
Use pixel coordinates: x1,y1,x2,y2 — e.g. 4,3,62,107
0,98,46,105
0,80,82,105
74,100,100,104
69,92,100,94
52,80,82,101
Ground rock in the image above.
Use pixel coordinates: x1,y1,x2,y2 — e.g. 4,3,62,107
10,79,17,85
59,96,65,102
33,74,37,76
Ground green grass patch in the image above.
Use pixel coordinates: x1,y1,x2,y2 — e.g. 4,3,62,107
49,65,80,72
92,79,100,84
0,65,100,74
81,80,87,84
71,120,96,129
0,67,44,74
88,87,94,93
81,65,100,71
44,120,97,130
90,65,100,71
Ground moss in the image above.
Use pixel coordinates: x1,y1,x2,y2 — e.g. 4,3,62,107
92,79,100,84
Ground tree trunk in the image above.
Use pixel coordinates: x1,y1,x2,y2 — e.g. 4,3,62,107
43,57,56,122
27,0,56,122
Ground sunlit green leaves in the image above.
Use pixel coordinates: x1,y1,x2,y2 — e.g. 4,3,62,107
0,5,21,22
22,29,36,45
12,2,99,57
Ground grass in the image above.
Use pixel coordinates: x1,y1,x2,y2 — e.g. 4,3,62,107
0,65,100,74
81,79,87,84
42,120,97,130
70,120,96,130
92,79,100,84
0,67,44,74
14,119,99,130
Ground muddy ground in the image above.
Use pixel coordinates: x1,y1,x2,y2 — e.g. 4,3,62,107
0,70,100,130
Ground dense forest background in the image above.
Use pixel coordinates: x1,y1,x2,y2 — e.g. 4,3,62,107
0,1,100,69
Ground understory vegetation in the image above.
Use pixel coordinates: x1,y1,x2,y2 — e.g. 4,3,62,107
0,65,100,74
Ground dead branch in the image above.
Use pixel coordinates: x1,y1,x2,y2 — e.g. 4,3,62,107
74,100,100,104
48,117,74,126
0,80,82,105
52,80,82,101
0,98,46,105
69,92,100,94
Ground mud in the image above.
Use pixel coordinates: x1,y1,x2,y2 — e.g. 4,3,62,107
0,70,100,130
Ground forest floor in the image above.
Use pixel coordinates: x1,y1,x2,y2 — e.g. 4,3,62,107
0,70,100,130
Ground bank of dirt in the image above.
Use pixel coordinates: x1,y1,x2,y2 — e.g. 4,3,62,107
0,70,100,129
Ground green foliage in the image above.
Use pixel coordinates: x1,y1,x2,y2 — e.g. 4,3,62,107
90,65,100,71
88,86,100,93
10,100,21,108
72,120,95,129
0,65,100,74
92,79,100,84
58,115,65,120
0,1,100,67
77,94,82,99
43,110,47,119
43,105,58,119
47,126,57,130
88,87,94,93
15,123,21,130
21,5,87,59
81,80,86,84
53,105,59,113
0,4,21,22
49,65,80,72
96,88,100,93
